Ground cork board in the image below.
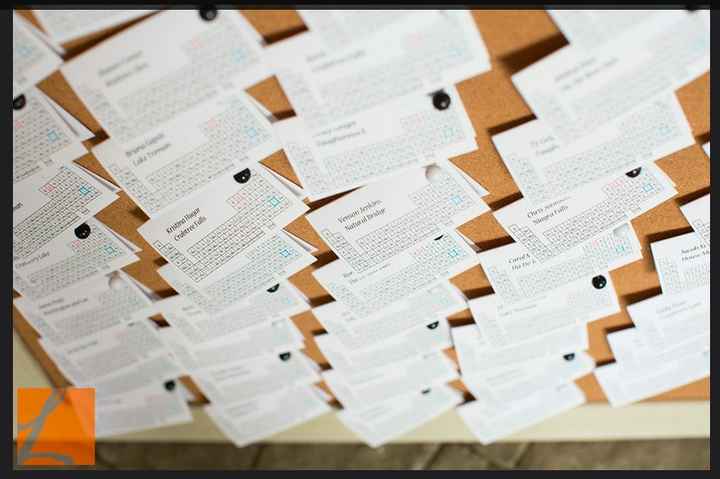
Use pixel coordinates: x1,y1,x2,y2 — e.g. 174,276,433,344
13,9,710,404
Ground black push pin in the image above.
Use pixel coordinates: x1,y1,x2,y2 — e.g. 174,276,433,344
74,223,91,239
563,353,575,361
13,95,26,111
592,275,607,290
234,168,251,184
434,235,444,241
164,380,176,391
426,321,439,330
199,6,218,21
279,352,292,361
626,167,642,178
432,91,451,111
267,283,280,293
421,388,431,395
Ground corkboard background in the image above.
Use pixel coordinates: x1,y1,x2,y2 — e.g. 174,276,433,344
13,9,710,405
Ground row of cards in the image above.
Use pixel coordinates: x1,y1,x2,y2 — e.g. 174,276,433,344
12,8,710,445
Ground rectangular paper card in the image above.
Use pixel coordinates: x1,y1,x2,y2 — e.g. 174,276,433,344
311,283,466,348
155,282,308,346
468,278,618,350
13,217,139,301
547,10,681,49
190,351,321,406
626,286,709,351
594,348,709,407
39,320,181,397
314,318,452,372
298,10,415,49
89,91,279,217
451,317,587,372
14,271,154,346
478,223,640,304
267,11,490,129
460,352,594,403
457,382,586,444
313,230,478,318
61,10,268,143
306,160,488,270
337,385,463,448
34,9,155,44
13,12,62,97
13,87,89,184
680,194,710,246
493,163,676,262
513,11,709,144
157,325,304,374
322,352,458,410
156,230,315,316
650,232,709,295
96,382,192,439
490,96,693,204
607,326,708,367
273,86,477,200
13,163,118,263
138,164,308,286
205,385,331,448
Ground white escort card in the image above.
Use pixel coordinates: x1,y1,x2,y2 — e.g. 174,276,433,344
274,86,478,200
155,283,308,346
138,164,308,287
14,271,154,346
513,10,708,144
13,217,139,301
680,194,710,246
650,232,709,295
267,11,490,129
493,163,676,263
478,223,640,305
458,382,586,444
491,96,693,204
34,9,155,44
306,161,488,270
313,229,478,318
13,87,90,183
337,385,463,448
13,162,119,264
156,229,315,316
13,12,63,97
205,385,331,448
